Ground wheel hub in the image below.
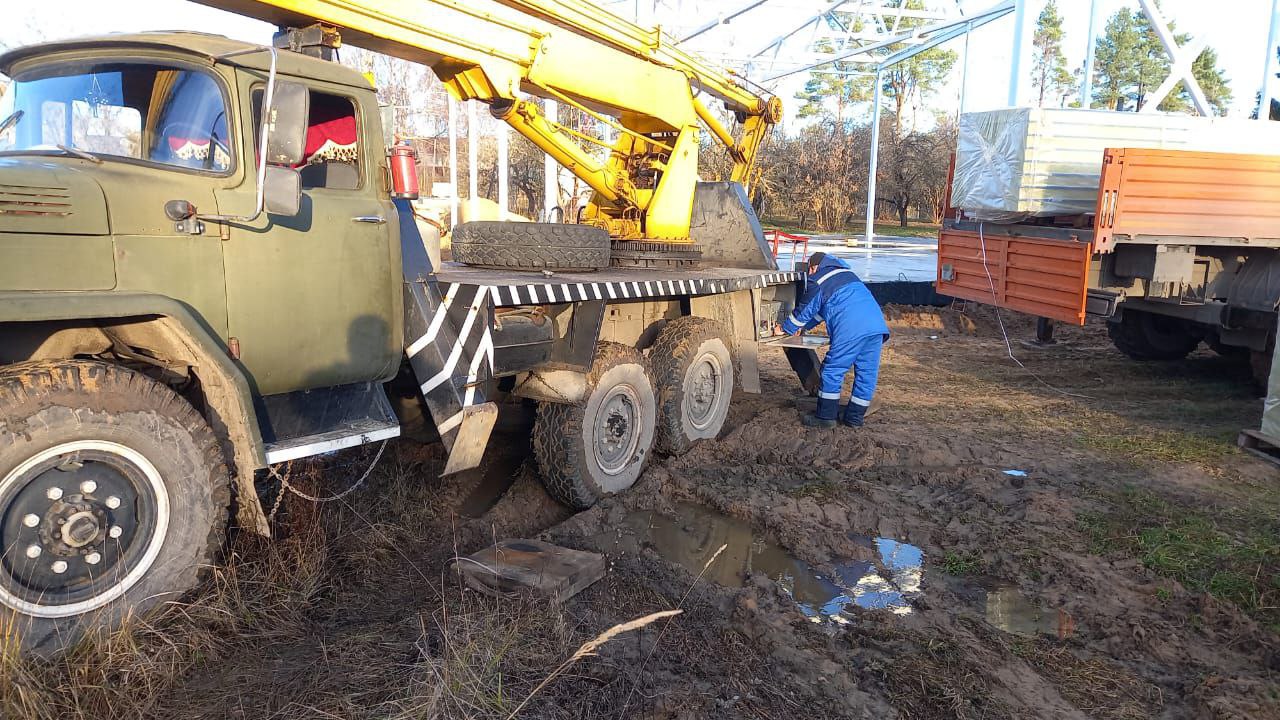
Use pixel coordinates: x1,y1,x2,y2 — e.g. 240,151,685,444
595,385,642,476
60,509,103,548
687,352,723,430
0,442,163,616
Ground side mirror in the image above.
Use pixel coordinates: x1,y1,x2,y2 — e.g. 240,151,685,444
380,105,397,141
264,165,302,216
265,81,309,166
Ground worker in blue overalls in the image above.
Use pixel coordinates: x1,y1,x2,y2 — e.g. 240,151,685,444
781,252,889,428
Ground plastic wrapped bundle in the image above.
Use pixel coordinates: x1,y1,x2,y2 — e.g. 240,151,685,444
951,108,1280,222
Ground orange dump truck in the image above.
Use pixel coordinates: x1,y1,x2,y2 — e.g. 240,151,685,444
937,148,1280,384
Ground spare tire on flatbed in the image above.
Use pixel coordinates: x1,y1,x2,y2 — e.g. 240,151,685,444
452,221,610,271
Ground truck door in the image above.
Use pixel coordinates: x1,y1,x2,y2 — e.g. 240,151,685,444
217,78,399,395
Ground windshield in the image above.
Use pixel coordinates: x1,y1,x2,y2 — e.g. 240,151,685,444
0,60,231,172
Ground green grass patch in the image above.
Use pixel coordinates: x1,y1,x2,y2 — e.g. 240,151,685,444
1078,487,1279,628
1075,427,1237,466
941,550,983,576
786,479,843,503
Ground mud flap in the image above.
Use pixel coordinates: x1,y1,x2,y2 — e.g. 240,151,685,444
442,402,498,475
396,198,498,475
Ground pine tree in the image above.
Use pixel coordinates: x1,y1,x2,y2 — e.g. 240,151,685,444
1091,9,1142,110
796,0,953,136
877,0,955,136
795,42,872,130
1158,47,1233,116
1031,0,1074,107
1092,7,1231,115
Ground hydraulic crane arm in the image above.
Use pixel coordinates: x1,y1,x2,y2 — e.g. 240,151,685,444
195,0,782,240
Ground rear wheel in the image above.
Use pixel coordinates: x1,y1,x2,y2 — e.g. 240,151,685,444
533,343,657,509
650,317,735,455
1107,309,1202,361
0,361,229,655
1205,332,1249,358
451,221,610,271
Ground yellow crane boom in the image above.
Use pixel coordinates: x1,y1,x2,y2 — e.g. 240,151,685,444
197,0,782,240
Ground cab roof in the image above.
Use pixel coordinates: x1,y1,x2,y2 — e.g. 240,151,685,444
0,31,373,90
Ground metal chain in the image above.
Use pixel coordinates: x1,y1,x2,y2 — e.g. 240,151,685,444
266,440,389,520
514,371,575,405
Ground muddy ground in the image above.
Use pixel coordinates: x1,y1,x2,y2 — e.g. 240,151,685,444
11,305,1276,720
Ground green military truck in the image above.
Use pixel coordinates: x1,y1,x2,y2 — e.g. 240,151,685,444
0,32,803,653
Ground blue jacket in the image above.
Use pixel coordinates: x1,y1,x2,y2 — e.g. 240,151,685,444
782,255,889,342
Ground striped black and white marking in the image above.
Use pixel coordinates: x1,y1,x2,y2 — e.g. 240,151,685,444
465,271,802,308
404,269,801,437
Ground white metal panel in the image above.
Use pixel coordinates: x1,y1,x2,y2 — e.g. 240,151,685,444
951,108,1280,220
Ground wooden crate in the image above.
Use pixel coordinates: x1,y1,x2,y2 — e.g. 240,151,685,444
1237,429,1280,468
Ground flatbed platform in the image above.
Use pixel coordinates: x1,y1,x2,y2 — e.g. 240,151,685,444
435,262,802,307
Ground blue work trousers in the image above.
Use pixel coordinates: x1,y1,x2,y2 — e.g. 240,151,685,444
816,333,884,421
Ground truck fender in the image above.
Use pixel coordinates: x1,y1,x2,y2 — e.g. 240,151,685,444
0,291,271,536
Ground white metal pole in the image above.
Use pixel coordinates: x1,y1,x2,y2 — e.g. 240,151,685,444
467,100,479,219
544,100,558,220
1260,0,1280,121
1006,0,1029,107
497,125,509,218
864,67,884,249
959,21,971,115
1081,0,1100,107
447,96,458,229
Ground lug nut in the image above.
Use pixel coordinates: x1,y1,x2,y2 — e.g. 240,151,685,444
22,514,39,528
46,487,63,501
105,496,121,509
80,480,97,494
50,560,67,574
25,545,41,559
85,552,101,565
108,526,123,539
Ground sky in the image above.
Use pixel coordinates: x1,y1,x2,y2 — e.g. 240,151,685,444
1,0,1276,129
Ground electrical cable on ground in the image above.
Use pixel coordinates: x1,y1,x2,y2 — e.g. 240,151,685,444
976,221,1093,400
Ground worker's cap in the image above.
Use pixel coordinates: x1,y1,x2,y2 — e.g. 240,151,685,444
807,252,827,269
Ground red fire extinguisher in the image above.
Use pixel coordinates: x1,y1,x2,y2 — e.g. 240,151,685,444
388,142,420,200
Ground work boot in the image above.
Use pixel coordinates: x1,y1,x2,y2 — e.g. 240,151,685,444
806,394,840,428
802,413,837,428
842,401,868,428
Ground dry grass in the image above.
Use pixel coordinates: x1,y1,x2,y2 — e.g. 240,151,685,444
1009,641,1163,720
0,448,693,720
0,506,329,719
878,632,1011,720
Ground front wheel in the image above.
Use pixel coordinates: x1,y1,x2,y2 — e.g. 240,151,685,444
0,361,230,655
533,343,657,509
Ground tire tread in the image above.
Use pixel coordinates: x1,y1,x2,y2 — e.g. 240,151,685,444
649,317,734,456
532,343,654,509
452,221,610,270
0,360,230,654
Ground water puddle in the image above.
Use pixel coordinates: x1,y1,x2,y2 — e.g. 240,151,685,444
973,579,1075,639
614,502,923,623
609,502,1073,636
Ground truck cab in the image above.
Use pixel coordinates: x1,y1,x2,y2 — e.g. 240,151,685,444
0,32,402,393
